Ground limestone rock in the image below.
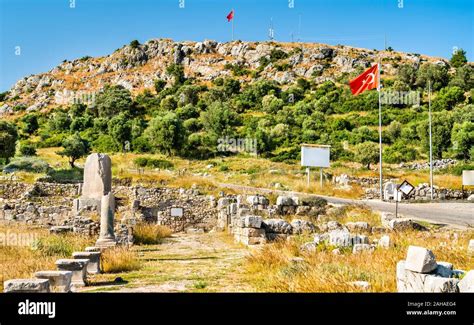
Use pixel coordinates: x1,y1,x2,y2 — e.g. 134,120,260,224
262,219,293,234
381,212,396,228
4,278,50,293
329,228,351,247
346,221,370,232
352,244,375,254
276,196,295,206
291,219,316,234
468,239,474,254
423,276,459,293
458,270,474,292
378,235,391,248
243,216,263,229
404,246,437,273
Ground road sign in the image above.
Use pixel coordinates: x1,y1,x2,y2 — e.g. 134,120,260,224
398,180,415,196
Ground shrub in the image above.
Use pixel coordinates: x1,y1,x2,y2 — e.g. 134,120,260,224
101,247,141,273
46,167,83,183
133,157,173,169
133,223,172,245
0,120,18,163
92,134,120,153
32,234,91,257
38,133,68,148
129,40,140,49
19,142,37,156
3,157,50,173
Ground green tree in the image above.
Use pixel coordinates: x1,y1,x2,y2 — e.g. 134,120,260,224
417,113,453,159
450,48,467,68
166,63,186,85
48,111,71,131
130,40,140,49
0,121,18,164
154,79,167,93
449,65,474,91
145,112,184,155
95,85,133,117
397,64,417,89
354,141,379,169
57,133,90,168
432,86,465,111
19,141,37,156
201,102,237,140
21,113,39,135
386,120,402,142
451,121,474,160
108,113,132,152
416,63,449,91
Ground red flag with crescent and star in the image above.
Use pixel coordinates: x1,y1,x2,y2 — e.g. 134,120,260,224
349,64,379,95
226,10,234,22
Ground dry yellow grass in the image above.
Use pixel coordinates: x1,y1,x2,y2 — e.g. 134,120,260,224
101,247,141,273
244,228,474,292
0,224,93,291
133,223,172,245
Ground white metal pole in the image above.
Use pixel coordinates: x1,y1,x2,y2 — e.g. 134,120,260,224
232,9,234,41
320,168,323,189
429,80,433,200
306,167,310,187
378,62,383,200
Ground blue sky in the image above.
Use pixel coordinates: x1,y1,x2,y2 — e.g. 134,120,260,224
0,0,472,91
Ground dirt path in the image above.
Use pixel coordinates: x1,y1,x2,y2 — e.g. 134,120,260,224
83,232,256,292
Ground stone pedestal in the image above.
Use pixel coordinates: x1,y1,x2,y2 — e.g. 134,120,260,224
35,271,72,292
3,279,50,293
55,259,89,286
73,252,101,274
96,193,116,247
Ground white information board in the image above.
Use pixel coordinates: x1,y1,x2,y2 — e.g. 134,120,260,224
301,145,330,168
170,207,183,217
462,170,474,186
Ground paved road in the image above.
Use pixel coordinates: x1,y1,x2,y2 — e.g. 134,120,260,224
218,183,474,229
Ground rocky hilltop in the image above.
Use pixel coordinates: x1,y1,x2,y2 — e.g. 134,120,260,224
1,39,448,114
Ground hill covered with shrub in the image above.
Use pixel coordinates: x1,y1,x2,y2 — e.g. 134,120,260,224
0,39,472,167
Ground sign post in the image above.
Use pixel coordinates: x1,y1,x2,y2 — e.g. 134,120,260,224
395,180,415,218
462,170,474,198
301,144,330,189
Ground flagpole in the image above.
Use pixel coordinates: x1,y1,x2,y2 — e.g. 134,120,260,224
378,62,383,201
232,8,234,41
429,80,433,200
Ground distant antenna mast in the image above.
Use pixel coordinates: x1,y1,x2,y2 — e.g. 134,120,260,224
269,17,275,41
297,14,302,42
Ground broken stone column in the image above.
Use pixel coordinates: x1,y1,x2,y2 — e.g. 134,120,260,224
72,251,101,274
3,279,50,293
34,271,72,292
95,193,116,247
55,259,89,287
73,153,112,214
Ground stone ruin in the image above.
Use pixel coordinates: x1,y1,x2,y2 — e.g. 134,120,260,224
73,153,112,215
215,194,326,245
397,245,473,292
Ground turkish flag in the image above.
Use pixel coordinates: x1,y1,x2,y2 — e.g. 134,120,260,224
349,64,379,95
227,10,234,22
